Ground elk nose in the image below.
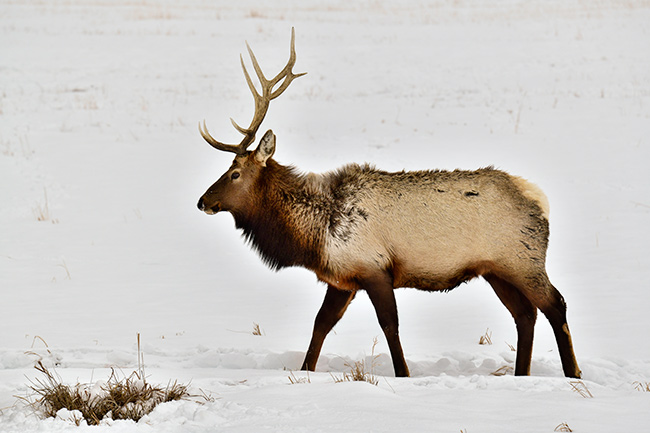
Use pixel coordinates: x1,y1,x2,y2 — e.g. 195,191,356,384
197,197,205,211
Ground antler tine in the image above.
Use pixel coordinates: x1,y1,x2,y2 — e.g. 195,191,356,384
199,28,306,155
269,28,307,99
199,120,248,154
245,28,306,99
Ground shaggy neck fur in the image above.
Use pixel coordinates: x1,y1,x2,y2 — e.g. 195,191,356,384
231,160,329,272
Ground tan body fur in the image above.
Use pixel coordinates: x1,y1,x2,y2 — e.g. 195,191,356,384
314,165,549,293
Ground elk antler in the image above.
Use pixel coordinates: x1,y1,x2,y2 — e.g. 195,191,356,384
199,27,306,155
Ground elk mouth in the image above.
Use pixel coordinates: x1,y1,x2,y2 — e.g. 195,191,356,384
197,197,221,215
204,206,220,215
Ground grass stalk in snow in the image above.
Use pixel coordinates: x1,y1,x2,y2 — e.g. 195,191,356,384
491,365,514,376
332,338,380,386
478,328,492,345
32,188,51,223
57,259,71,280
252,322,264,336
569,380,593,398
633,381,650,392
287,370,311,385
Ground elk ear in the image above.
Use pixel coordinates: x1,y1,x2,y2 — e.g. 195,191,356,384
254,130,276,166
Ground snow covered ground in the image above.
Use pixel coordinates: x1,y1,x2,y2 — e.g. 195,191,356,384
1,0,649,431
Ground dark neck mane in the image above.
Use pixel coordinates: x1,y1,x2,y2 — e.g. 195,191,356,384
231,160,328,271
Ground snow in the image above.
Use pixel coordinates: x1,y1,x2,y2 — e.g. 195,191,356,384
1,0,649,431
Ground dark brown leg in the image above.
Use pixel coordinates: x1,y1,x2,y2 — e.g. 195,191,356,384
535,283,582,378
301,285,356,372
507,271,582,379
484,274,537,376
361,271,410,377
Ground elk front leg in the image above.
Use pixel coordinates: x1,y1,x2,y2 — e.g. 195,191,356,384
362,271,410,377
301,285,356,372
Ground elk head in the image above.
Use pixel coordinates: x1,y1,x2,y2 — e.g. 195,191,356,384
197,28,305,216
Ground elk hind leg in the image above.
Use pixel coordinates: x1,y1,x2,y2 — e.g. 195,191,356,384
532,279,582,379
301,285,356,372
485,274,537,376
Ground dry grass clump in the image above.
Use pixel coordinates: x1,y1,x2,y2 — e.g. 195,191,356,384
333,359,379,386
28,362,189,424
633,381,650,392
331,338,380,386
554,422,573,432
25,361,189,425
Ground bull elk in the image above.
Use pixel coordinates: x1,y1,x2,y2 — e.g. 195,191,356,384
197,28,581,379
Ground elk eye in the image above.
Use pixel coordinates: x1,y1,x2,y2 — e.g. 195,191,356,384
231,172,241,180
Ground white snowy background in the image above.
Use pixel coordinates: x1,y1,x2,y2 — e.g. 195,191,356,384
1,0,649,431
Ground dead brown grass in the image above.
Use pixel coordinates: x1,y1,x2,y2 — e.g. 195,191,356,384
569,380,593,398
331,338,380,386
33,187,58,223
490,365,514,376
287,370,311,385
24,361,189,425
554,422,573,432
252,322,265,336
478,328,492,345
24,335,189,425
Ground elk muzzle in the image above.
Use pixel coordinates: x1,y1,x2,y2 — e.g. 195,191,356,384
197,196,221,215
